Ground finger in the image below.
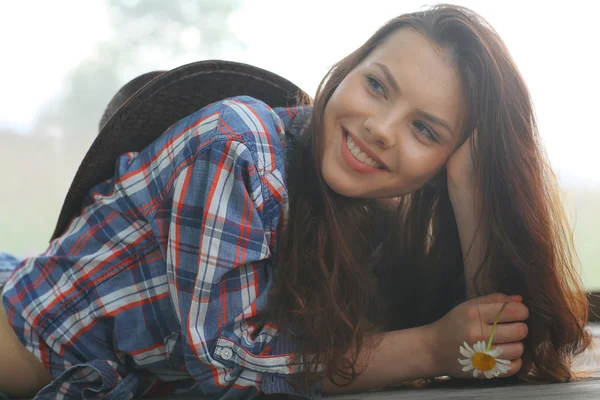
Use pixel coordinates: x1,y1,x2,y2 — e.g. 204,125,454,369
507,358,523,376
478,302,529,324
489,342,524,361
475,293,522,305
466,302,528,327
467,321,528,344
488,322,529,344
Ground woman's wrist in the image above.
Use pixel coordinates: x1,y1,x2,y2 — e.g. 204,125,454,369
447,172,476,197
375,325,440,381
417,323,441,378
420,322,445,378
446,174,484,298
321,325,440,393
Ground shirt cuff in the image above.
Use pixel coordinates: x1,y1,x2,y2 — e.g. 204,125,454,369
261,373,322,399
213,330,323,398
213,328,307,375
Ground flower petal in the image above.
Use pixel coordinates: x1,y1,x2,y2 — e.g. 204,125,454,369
474,341,486,353
473,369,480,377
463,342,475,355
497,364,511,374
463,364,475,372
488,347,503,358
458,358,473,366
496,358,511,365
484,370,494,379
460,346,472,358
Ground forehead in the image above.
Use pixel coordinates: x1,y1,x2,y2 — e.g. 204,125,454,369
362,28,466,133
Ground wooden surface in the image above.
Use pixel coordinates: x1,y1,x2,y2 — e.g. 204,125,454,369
328,379,600,400
155,378,600,400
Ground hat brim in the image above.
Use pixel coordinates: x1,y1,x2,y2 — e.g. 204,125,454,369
52,60,310,240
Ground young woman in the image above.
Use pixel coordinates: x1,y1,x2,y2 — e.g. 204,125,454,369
0,4,591,399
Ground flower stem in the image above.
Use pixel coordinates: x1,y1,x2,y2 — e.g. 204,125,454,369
486,302,509,352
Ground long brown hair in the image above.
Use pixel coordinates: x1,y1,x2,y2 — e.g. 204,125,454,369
269,3,591,387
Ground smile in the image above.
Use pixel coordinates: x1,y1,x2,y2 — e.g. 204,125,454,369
339,129,387,175
343,131,385,169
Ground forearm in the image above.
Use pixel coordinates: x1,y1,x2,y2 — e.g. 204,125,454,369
321,325,436,394
448,181,484,298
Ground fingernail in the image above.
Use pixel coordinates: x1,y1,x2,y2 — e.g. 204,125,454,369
510,295,522,302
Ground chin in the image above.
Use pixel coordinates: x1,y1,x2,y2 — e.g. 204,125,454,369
322,171,364,198
330,185,366,198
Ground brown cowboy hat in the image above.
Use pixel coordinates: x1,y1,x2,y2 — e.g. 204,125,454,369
51,60,310,240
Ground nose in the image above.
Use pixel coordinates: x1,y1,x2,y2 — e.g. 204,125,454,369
363,114,398,149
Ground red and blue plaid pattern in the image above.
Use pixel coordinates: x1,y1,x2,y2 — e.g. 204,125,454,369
2,97,317,399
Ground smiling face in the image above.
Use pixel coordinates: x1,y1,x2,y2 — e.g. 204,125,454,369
321,28,466,199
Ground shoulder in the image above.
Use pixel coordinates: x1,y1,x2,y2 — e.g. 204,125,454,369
216,95,281,125
198,96,288,176
136,95,289,198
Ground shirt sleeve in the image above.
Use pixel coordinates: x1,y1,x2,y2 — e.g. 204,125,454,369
149,97,319,398
1,97,319,400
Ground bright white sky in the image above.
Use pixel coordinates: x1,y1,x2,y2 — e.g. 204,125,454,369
1,0,599,186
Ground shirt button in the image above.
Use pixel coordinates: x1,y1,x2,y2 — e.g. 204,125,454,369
221,347,233,360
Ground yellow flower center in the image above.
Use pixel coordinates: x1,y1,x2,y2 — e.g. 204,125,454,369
472,353,496,371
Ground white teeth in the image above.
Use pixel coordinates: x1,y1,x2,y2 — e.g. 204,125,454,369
345,134,383,169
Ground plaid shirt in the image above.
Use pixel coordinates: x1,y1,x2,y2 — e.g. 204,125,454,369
2,96,317,399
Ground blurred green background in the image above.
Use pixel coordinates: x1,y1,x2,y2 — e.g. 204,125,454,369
1,0,598,290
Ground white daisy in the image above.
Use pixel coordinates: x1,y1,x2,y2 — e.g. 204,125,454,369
458,340,512,378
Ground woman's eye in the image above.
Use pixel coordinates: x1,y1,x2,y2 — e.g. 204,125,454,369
413,121,438,143
364,74,387,97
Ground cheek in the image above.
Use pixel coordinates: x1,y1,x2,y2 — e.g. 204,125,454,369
398,144,451,179
329,74,366,114
322,105,338,145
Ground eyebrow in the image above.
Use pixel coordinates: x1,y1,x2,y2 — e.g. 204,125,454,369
374,62,456,139
374,62,400,94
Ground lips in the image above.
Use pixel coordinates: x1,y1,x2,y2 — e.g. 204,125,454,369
343,128,388,170
338,129,388,175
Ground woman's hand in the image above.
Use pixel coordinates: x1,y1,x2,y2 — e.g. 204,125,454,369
425,293,529,379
